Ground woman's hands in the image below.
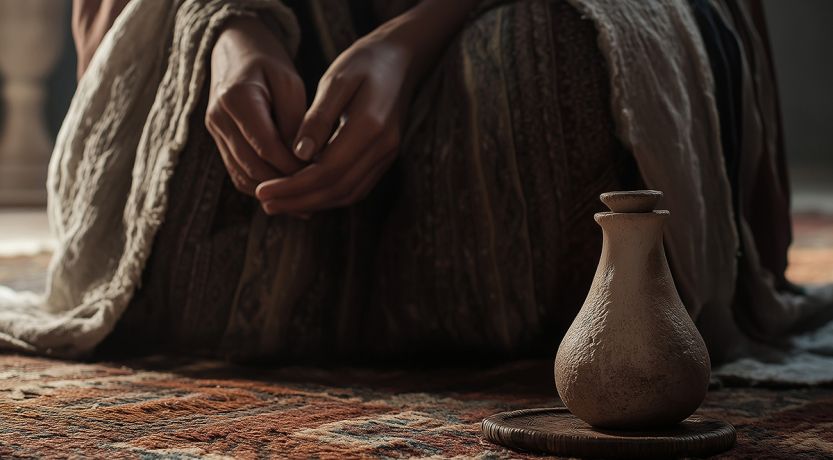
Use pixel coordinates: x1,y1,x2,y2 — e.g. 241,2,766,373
255,0,481,216
206,16,306,196
203,0,480,213
255,31,415,215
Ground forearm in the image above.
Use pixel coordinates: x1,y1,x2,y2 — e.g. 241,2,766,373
376,0,482,82
72,0,130,79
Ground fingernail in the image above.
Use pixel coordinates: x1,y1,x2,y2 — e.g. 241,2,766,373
295,137,315,161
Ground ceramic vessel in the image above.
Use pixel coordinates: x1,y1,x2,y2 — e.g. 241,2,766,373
554,190,710,429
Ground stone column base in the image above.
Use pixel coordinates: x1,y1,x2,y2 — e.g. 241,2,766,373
0,162,48,206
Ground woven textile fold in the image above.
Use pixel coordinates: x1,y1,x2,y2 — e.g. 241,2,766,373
0,0,298,357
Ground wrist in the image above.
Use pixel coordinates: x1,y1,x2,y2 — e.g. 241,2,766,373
216,16,293,64
369,0,481,82
219,16,272,42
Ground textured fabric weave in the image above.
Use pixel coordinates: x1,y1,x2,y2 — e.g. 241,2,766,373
0,0,829,385
0,0,299,356
109,0,634,361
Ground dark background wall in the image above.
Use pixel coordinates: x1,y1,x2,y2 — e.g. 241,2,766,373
764,0,833,171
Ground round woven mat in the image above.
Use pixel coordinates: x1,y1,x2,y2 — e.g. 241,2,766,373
482,407,735,459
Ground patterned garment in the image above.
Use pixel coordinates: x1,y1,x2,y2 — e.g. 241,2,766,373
102,0,637,361
0,353,831,459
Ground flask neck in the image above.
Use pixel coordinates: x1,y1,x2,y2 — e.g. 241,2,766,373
594,211,668,269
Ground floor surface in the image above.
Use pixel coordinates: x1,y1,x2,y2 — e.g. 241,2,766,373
0,206,831,459
0,354,830,459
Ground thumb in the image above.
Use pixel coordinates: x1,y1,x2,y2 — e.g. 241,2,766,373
293,73,361,161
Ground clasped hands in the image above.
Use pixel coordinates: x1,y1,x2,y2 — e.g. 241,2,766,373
206,16,412,217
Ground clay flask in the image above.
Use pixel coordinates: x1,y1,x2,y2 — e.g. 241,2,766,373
554,190,710,429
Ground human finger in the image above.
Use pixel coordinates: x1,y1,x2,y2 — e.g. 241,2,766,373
258,133,397,213
263,65,308,154
208,109,279,184
292,72,362,161
209,125,258,196
218,82,304,175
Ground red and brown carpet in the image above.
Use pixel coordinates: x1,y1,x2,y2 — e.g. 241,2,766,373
0,213,831,459
0,355,831,459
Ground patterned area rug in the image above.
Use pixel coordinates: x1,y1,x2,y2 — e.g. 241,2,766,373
0,213,831,459
0,355,831,459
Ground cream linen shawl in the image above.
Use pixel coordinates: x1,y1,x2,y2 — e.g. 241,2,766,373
0,0,299,356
